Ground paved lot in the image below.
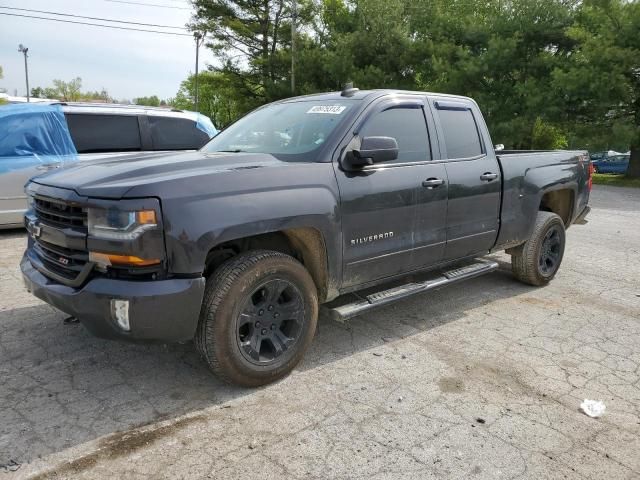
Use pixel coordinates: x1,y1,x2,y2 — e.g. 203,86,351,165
1,185,639,479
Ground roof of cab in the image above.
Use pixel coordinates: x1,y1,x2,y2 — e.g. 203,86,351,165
279,89,475,104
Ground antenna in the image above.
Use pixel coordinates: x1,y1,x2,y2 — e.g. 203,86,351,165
341,82,359,97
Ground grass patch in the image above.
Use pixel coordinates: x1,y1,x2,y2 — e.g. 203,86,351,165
592,173,640,188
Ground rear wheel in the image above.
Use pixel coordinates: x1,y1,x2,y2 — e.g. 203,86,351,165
510,211,566,286
195,250,318,387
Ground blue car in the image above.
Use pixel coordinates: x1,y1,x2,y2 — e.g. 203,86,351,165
592,155,629,174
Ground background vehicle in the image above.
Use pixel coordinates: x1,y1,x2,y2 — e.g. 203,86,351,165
589,150,625,161
21,88,591,387
591,154,629,174
0,103,217,228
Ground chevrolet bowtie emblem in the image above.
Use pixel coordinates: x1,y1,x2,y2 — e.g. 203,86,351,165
29,221,42,239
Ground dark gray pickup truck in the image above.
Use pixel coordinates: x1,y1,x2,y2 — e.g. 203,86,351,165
21,88,592,386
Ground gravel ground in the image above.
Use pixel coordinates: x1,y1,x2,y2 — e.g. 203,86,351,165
1,185,639,479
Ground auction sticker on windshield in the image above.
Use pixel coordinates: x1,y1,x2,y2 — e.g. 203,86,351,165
307,105,347,115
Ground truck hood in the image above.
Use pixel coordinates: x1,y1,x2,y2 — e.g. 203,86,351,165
31,151,292,198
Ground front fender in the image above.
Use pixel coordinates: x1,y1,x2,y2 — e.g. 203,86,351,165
161,162,342,287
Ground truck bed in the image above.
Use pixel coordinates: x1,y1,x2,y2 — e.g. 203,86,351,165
494,149,590,249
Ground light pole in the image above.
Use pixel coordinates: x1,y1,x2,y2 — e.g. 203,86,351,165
291,0,296,94
193,32,206,113
18,44,30,102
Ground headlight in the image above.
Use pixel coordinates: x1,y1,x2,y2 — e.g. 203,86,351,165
88,207,158,240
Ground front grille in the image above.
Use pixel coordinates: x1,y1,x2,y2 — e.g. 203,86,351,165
30,195,91,286
34,197,86,229
33,240,89,281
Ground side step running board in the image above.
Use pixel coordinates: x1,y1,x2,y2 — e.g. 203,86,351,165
328,260,499,322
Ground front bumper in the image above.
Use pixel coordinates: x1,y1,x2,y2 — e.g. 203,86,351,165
21,254,205,342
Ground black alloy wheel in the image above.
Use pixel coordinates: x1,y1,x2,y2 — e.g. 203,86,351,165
236,279,305,365
538,225,563,276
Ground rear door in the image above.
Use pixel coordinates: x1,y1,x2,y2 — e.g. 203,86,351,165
335,97,447,288
430,97,501,260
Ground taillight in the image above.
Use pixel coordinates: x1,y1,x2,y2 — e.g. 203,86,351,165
588,161,595,191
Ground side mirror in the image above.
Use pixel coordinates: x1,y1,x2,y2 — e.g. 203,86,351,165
345,136,399,169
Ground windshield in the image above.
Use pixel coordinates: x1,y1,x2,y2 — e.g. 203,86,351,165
201,100,356,161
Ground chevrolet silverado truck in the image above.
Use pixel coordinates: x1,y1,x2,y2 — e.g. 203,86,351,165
21,88,592,387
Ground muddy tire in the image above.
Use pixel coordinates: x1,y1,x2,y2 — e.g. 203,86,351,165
195,250,318,387
510,211,566,286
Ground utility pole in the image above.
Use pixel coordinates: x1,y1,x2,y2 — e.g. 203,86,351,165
291,0,296,94
194,32,205,112
18,44,30,102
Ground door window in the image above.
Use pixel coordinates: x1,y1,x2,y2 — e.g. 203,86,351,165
437,108,484,159
65,114,142,153
360,107,431,163
147,116,210,150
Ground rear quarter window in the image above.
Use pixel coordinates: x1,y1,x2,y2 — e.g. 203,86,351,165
147,116,210,150
436,107,484,159
65,113,141,153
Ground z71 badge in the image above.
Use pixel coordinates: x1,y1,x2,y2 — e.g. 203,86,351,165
351,232,394,246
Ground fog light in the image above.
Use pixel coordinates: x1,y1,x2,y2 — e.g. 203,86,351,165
111,299,130,331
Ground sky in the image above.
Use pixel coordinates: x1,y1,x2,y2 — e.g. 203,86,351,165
0,0,216,100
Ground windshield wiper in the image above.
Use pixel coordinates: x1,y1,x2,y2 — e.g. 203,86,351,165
215,149,245,153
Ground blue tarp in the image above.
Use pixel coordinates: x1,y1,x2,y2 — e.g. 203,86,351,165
0,103,78,174
180,111,218,138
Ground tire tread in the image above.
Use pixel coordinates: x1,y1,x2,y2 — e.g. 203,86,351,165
511,211,565,286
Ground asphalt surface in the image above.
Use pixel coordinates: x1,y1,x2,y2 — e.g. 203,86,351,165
1,185,639,479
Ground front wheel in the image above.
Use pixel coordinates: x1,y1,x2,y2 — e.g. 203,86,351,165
510,211,566,286
195,250,318,387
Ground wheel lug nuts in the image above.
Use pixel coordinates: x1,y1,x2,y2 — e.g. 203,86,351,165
255,321,261,328
258,309,264,316
268,305,274,311
273,312,279,318
261,328,267,335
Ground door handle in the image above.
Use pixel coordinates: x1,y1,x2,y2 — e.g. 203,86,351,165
480,172,498,181
422,178,445,188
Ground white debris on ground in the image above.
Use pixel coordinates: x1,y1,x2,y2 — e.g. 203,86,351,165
580,399,606,418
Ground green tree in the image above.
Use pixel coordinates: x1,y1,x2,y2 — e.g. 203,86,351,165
172,71,245,128
31,86,44,98
305,0,416,91
30,80,110,102
52,77,83,101
85,89,111,102
531,117,568,149
412,0,578,148
134,95,161,107
552,0,640,177
182,0,640,165
191,0,302,103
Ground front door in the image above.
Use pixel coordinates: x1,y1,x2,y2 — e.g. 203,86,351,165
335,98,446,288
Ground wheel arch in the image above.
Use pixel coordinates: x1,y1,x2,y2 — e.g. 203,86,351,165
538,187,575,227
203,227,333,302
